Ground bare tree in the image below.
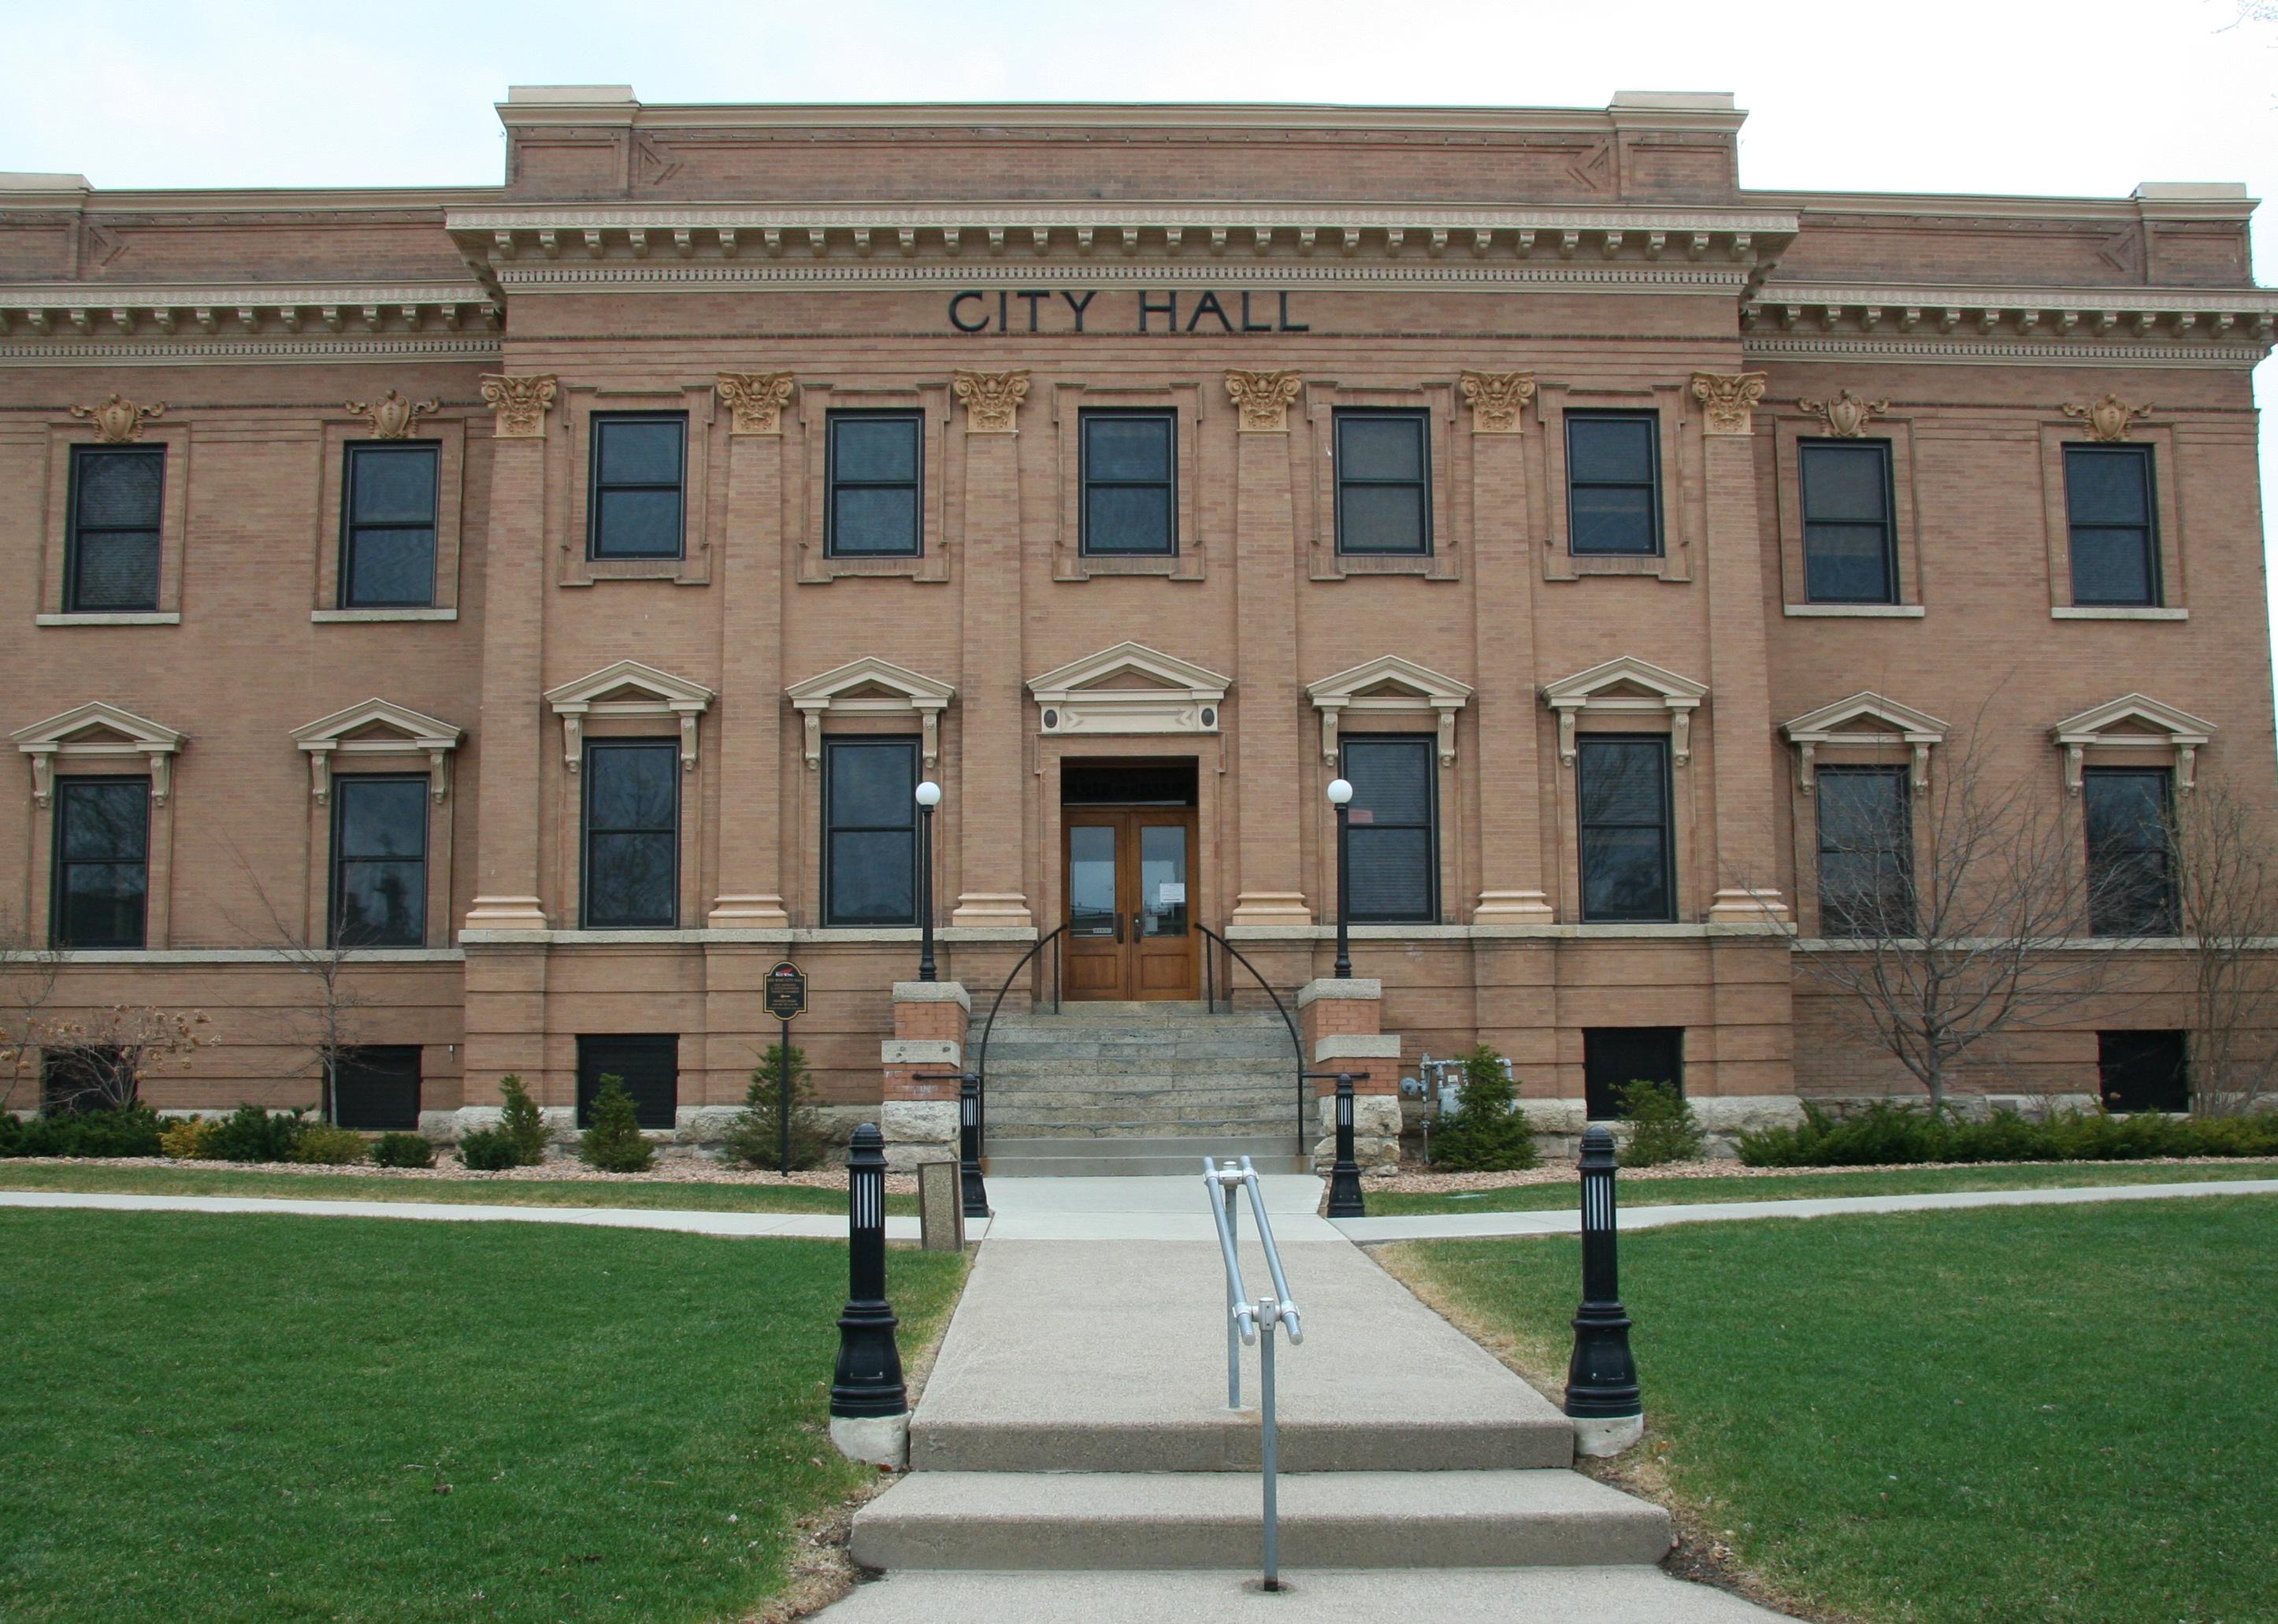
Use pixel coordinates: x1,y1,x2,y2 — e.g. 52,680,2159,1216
219,840,377,1125
2169,781,2278,1115
1784,710,2128,1112
34,1006,213,1112
0,905,63,1114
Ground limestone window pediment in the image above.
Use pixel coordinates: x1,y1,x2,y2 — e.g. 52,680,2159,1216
1026,642,1230,737
2050,692,2213,794
1781,691,1949,792
545,659,717,773
289,698,465,803
10,701,185,807
1305,654,1471,765
786,656,956,770
1538,655,1708,766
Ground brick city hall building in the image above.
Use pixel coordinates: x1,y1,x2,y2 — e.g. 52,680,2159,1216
3,90,2274,1166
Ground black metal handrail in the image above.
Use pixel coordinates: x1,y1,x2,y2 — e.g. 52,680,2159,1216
1196,923,1307,1144
972,922,1070,1159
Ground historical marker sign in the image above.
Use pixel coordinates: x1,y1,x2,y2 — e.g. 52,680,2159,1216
763,961,808,1021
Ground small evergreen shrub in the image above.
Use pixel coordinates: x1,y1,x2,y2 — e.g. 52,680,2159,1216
497,1074,550,1166
194,1104,307,1164
1429,1044,1538,1171
1732,1099,2278,1168
579,1075,655,1174
371,1132,436,1169
1619,1081,1705,1167
158,1116,222,1159
0,1106,166,1159
292,1124,369,1166
722,1043,830,1170
457,1129,521,1171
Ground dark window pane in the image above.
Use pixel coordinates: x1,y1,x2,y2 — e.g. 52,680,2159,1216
2072,531,2155,606
2065,447,2157,606
1338,416,1424,480
1800,443,1890,522
829,832,915,924
588,746,677,831
1348,828,1431,920
76,450,164,528
1578,740,1672,923
348,447,438,524
333,778,427,948
587,833,676,926
1085,485,1173,554
335,1047,422,1131
828,741,915,829
1570,487,1654,554
1342,738,1436,923
825,740,919,926
1339,484,1427,553
1085,416,1171,480
1567,418,1655,484
593,488,682,558
2067,447,2151,523
59,864,147,948
343,528,436,607
58,781,147,861
577,1035,678,1130
833,416,918,483
54,779,149,949
336,861,425,947
2098,1031,2189,1114
1804,525,1894,603
584,745,678,929
1816,767,1912,935
72,531,161,610
831,487,920,555
588,416,686,561
2085,769,2175,934
597,419,683,484
338,779,426,858
1345,740,1434,825
1584,1028,1683,1119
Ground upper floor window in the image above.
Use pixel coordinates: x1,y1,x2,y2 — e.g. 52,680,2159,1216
1081,410,1176,556
1815,766,1913,935
52,777,149,949
827,411,923,557
1566,412,1660,557
2084,766,2175,935
2065,446,2159,606
1334,410,1430,555
825,737,918,925
340,443,440,608
1340,736,1438,923
588,413,687,560
331,775,429,947
1800,441,1898,604
1576,736,1674,923
66,446,164,612
582,742,679,929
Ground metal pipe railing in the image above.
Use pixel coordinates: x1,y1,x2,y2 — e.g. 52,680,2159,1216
1203,1153,1303,1591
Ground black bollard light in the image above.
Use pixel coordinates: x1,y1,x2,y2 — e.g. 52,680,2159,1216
830,1122,907,1422
958,1073,989,1219
1564,1124,1642,1453
1321,1070,1367,1218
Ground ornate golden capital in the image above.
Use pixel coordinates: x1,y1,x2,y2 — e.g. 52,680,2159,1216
1459,369,1534,434
1690,370,1768,436
952,369,1030,434
717,371,794,436
479,373,557,439
1796,388,1890,439
344,389,440,440
69,394,165,443
2061,394,2154,443
1225,369,1303,432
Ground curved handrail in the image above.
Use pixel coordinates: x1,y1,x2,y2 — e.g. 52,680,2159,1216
1196,922,1307,1144
973,922,1071,1154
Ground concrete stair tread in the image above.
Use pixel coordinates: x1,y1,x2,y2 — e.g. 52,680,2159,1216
814,1566,1794,1621
849,1470,1673,1571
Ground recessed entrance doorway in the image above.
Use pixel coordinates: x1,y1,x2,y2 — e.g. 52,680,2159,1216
1061,759,1199,1002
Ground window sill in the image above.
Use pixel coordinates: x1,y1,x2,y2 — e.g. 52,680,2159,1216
310,608,458,623
803,554,930,582
0,947,465,964
456,925,1041,947
1783,604,1926,618
1332,554,1437,574
1074,554,1181,575
2052,606,2187,621
35,612,179,626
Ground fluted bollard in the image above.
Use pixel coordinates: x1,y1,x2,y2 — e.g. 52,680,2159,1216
1326,1070,1366,1218
959,1073,990,1218
1564,1124,1643,1456
829,1122,909,1466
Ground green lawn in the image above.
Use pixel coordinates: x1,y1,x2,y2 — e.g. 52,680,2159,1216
1365,1158,2278,1214
1382,1196,2278,1624
0,1211,964,1624
0,1162,915,1214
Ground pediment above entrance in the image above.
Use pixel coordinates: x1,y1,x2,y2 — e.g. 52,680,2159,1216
1028,643,1229,737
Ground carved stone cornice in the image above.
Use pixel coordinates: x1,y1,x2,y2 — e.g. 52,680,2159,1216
1795,388,1889,439
1689,370,1766,436
952,369,1030,433
1226,369,1301,432
480,373,556,439
69,393,165,443
2061,394,2154,443
0,282,498,358
345,389,440,439
1459,369,1534,433
716,371,793,435
1744,282,2278,365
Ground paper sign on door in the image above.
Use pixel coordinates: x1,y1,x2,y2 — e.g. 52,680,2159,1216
1157,881,1185,906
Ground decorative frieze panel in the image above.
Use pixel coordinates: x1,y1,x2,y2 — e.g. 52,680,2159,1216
2060,394,2154,443
69,394,165,443
344,390,440,440
1795,389,1888,439
1028,643,1229,736
0,283,498,362
1742,283,2278,366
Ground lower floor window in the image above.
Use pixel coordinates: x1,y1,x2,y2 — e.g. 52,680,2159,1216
577,1033,678,1129
42,1047,131,1114
1583,1027,1683,1120
2098,1030,2188,1114
334,1046,422,1130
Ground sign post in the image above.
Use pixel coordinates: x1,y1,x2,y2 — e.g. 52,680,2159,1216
762,960,810,1175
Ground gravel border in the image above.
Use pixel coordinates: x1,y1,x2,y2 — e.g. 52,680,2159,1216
0,1155,920,1196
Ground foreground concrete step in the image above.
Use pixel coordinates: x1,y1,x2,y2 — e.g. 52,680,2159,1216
850,1470,1671,1571
815,1567,1794,1622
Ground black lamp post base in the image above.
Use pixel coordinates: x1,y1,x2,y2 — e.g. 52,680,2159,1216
1326,1163,1367,1218
830,1301,907,1419
960,1160,991,1219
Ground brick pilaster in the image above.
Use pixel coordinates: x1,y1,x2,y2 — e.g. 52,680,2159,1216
708,426,790,925
1698,417,1790,924
951,425,1031,925
1468,422,1553,921
1230,425,1312,925
462,428,550,931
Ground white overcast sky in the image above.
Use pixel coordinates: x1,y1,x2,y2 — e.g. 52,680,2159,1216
4,0,2274,712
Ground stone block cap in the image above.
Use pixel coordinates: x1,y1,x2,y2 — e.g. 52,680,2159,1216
1297,976,1383,1007
1315,1033,1403,1064
1610,91,1734,110
2132,182,2250,200
892,981,971,1010
508,84,636,104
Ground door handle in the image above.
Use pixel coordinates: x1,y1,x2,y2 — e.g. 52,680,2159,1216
1132,910,1145,940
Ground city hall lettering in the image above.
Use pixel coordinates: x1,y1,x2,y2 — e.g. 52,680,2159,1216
948,288,1308,333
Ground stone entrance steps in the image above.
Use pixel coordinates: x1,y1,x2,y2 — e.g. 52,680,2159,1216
982,1135,1308,1178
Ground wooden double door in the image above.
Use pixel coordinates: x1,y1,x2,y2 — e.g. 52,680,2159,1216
1063,808,1198,1001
